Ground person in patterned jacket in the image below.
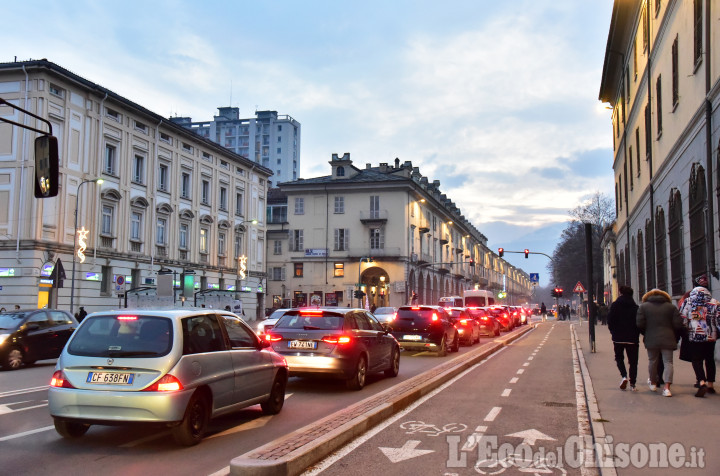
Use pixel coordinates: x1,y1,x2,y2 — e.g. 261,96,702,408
679,285,717,397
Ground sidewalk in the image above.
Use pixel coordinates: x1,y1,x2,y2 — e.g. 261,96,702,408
574,321,720,474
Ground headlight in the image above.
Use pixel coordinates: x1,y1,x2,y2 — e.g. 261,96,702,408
0,333,9,346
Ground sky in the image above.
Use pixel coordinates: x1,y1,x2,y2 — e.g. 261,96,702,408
4,0,615,287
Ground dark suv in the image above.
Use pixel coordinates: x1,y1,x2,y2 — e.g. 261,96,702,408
388,305,459,356
0,309,78,370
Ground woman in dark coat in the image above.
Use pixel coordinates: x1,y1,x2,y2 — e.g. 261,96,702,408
636,289,684,397
679,286,717,397
607,286,640,391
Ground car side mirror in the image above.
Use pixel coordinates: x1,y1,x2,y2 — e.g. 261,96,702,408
258,338,272,349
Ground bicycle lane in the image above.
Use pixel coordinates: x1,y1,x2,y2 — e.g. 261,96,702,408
303,322,592,476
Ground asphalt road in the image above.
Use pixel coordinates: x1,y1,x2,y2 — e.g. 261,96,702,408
0,330,514,476
303,322,586,475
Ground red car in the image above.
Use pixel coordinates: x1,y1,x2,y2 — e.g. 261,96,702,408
446,307,480,345
484,306,514,331
467,307,501,336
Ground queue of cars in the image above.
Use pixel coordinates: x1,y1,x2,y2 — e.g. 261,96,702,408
2,302,529,445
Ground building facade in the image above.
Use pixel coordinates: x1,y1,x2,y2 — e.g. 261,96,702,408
0,60,272,318
171,108,300,188
265,153,532,310
599,0,720,302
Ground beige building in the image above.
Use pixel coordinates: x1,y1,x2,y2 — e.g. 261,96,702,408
0,60,271,318
599,0,720,302
266,154,532,310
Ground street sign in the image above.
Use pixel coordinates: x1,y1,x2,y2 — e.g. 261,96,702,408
529,273,539,283
573,281,586,293
115,275,126,294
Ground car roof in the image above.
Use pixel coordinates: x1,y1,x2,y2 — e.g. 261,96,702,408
86,308,241,321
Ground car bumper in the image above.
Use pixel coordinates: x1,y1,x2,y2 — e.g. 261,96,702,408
391,333,443,351
279,353,354,378
477,325,495,336
48,387,194,423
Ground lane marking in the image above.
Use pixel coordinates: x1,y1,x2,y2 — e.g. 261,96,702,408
522,362,529,366
474,425,488,432
0,425,54,442
484,407,501,422
516,369,524,374
0,386,48,398
0,401,48,415
509,377,518,384
527,356,534,361
501,389,511,397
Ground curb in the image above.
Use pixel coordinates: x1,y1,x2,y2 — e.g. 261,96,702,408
229,324,536,476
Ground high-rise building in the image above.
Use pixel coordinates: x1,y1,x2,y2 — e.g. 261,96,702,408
171,108,300,187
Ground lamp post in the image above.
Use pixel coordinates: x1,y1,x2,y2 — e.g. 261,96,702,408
357,256,373,307
70,178,103,314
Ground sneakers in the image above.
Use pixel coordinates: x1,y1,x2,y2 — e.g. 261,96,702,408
630,385,638,392
662,388,672,397
707,387,716,394
620,377,628,390
695,384,707,398
648,382,657,392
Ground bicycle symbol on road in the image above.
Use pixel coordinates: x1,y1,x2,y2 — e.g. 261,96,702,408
399,420,468,437
474,453,567,475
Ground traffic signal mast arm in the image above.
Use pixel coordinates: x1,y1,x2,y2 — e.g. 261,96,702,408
497,248,554,260
0,98,54,136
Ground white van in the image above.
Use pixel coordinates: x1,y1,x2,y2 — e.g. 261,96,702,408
438,296,463,308
463,289,495,308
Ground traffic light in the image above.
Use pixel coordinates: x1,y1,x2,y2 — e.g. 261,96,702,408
551,288,557,298
498,247,504,258
557,288,563,298
469,258,475,267
354,290,366,299
524,249,529,258
34,135,59,198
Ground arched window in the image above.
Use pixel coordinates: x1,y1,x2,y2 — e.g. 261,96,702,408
336,166,345,177
689,164,707,280
668,189,685,296
655,207,668,292
637,231,645,296
644,219,655,290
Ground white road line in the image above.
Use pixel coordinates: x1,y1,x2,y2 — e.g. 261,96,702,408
0,425,54,442
474,425,487,432
509,377,518,384
301,348,508,475
501,389,511,397
516,369,524,374
527,356,534,361
484,407,502,422
522,362,529,366
0,386,48,398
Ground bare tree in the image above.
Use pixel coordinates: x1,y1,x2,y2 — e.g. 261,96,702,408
569,191,615,227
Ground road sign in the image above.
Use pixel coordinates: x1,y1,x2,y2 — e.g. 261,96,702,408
115,275,126,294
529,273,539,283
573,281,586,293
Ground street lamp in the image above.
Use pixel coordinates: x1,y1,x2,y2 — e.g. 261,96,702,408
70,178,103,314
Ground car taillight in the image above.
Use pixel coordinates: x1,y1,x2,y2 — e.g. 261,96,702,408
265,334,282,342
118,315,138,321
459,319,468,325
322,335,352,344
143,374,183,392
481,316,489,321
50,370,75,389
431,313,439,321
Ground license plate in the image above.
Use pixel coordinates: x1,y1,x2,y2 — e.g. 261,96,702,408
288,340,317,349
86,371,135,385
403,335,422,341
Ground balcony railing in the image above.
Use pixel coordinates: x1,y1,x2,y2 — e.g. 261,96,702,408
100,236,114,248
130,241,142,253
359,210,389,223
155,245,167,257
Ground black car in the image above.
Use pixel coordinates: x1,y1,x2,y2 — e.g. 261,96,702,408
467,307,501,336
446,307,480,345
0,309,78,370
388,305,459,356
264,307,400,390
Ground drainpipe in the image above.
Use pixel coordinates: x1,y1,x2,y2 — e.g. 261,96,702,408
704,0,716,287
94,93,108,262
17,65,29,262
152,118,162,273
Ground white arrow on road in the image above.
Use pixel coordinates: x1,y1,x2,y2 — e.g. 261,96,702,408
379,440,435,463
505,429,556,446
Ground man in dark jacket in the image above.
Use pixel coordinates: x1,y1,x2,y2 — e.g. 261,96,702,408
608,286,640,391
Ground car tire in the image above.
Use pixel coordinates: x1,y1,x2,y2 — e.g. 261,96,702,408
54,418,90,438
384,347,400,378
172,391,210,446
346,355,367,390
451,333,460,352
437,335,447,357
2,347,23,370
494,328,500,337
261,373,286,415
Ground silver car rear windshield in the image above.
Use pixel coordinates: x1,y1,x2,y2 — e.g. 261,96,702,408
275,313,343,330
67,315,172,357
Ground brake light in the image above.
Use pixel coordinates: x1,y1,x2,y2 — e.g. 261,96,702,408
50,370,75,389
431,313,439,321
459,319,468,325
322,335,352,344
265,334,282,342
300,309,323,315
143,374,183,392
118,315,138,321
481,316,489,321
411,306,421,310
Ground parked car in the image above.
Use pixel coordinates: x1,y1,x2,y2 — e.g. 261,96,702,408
484,306,514,331
264,307,400,390
446,307,480,345
373,306,398,324
387,305,460,356
48,309,288,446
256,308,292,336
467,307,501,337
0,309,78,370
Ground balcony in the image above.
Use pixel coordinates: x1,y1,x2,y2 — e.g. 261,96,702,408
359,210,388,224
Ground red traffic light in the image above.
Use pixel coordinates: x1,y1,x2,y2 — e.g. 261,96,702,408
524,249,529,258
498,247,504,258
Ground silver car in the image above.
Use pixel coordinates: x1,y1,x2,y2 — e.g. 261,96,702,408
256,308,292,335
48,309,288,446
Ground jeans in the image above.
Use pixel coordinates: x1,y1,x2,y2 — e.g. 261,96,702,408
613,343,639,385
647,349,674,384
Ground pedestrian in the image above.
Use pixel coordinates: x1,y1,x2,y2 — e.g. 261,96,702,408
598,302,609,325
370,303,377,313
636,288,684,397
14,305,20,310
411,291,418,305
540,302,547,322
607,286,640,391
77,307,88,322
679,284,717,397
0,307,5,313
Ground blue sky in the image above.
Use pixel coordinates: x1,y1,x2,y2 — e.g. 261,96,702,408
4,0,615,286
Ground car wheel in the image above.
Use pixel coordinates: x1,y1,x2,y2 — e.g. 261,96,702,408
384,347,400,378
261,373,286,415
437,335,447,357
346,355,367,390
494,328,500,337
2,347,23,370
451,333,460,352
54,418,90,439
172,391,210,446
